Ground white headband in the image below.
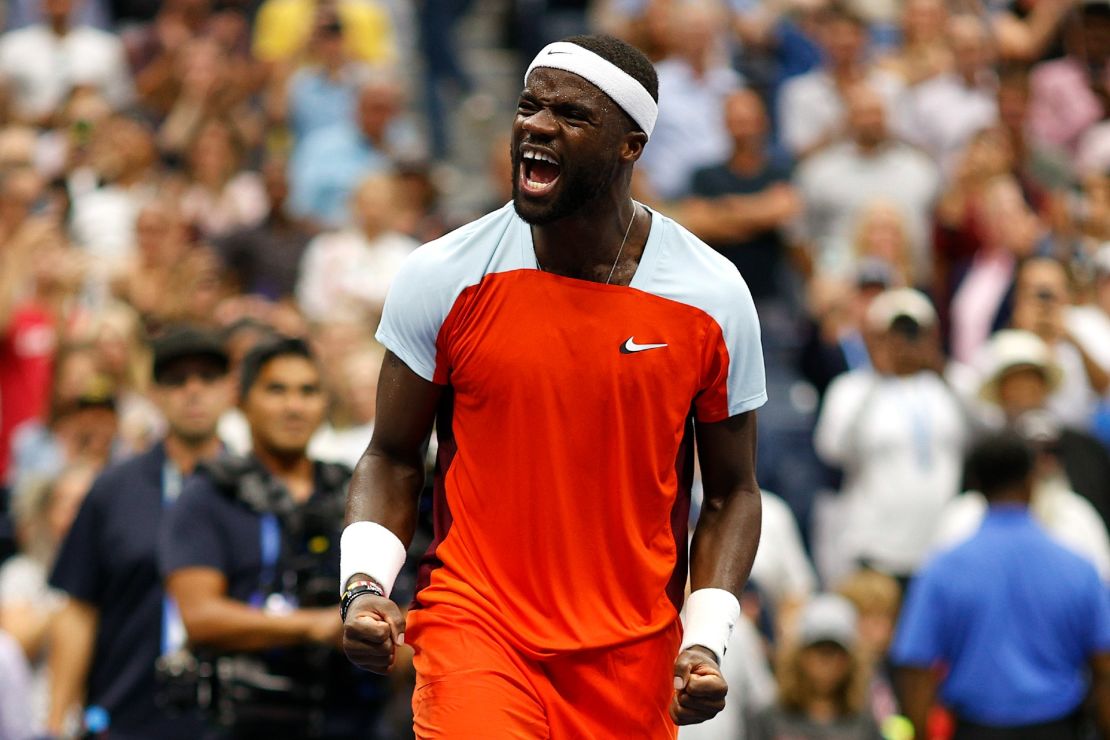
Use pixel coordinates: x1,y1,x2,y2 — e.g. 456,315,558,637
525,42,657,139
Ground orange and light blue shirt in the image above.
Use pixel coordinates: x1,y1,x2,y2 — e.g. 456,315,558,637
376,202,766,657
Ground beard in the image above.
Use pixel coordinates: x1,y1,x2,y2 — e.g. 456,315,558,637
511,145,621,226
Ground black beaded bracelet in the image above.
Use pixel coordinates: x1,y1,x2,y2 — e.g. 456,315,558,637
341,580,386,621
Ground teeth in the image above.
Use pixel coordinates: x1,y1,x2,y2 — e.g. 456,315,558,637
522,150,558,165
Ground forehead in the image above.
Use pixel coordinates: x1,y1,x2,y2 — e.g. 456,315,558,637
257,354,320,384
521,67,616,112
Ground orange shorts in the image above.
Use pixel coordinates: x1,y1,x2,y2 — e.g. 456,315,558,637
408,605,682,739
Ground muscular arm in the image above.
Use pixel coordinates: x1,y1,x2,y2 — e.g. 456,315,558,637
670,411,761,726
342,352,442,673
689,411,762,596
167,568,337,652
344,351,443,561
45,598,97,734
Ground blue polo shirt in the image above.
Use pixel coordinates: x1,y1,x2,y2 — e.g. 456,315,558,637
50,443,206,740
891,505,1110,726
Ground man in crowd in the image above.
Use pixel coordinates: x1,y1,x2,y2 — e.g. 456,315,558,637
893,431,1110,738
340,33,765,736
161,336,384,738
47,326,232,739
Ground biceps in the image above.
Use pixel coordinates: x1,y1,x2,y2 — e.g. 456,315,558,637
369,351,443,459
166,568,230,620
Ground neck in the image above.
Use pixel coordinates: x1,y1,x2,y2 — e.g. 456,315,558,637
360,223,387,241
987,491,1030,507
729,144,764,173
49,16,69,35
251,443,314,501
532,186,642,283
164,433,221,475
806,698,839,722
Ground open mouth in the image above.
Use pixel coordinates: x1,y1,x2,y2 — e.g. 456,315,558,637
520,149,561,196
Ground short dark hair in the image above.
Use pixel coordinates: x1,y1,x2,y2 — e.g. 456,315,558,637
239,336,315,398
965,431,1035,499
562,34,659,130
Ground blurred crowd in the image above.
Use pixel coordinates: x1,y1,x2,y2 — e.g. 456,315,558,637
3,0,1110,737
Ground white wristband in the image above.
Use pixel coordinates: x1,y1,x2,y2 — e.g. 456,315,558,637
339,521,408,598
680,588,741,665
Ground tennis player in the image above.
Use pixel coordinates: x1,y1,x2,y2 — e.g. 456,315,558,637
340,34,766,737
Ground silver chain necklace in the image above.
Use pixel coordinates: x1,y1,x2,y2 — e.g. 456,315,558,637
534,203,639,285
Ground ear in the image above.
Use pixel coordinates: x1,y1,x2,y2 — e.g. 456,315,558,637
621,130,648,163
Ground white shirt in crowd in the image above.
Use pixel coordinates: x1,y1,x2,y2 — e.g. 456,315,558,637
308,422,375,470
0,630,34,740
296,228,417,324
903,72,998,179
0,24,133,120
777,69,905,157
1068,303,1110,374
932,478,1110,581
814,369,969,581
637,58,741,200
748,491,818,612
795,141,940,282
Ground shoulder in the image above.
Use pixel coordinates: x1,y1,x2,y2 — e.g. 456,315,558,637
392,203,524,290
85,446,161,501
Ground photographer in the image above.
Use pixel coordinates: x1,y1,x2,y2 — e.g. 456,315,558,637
1010,256,1108,429
160,337,385,739
814,289,972,586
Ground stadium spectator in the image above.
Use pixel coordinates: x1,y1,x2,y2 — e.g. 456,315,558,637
288,74,421,226
68,115,159,269
252,0,397,67
161,337,388,738
836,569,903,725
679,89,800,305
281,11,369,141
970,329,1110,528
902,15,998,179
947,175,1044,364
835,200,913,285
0,0,133,123
1009,256,1107,427
814,289,969,584
777,2,904,159
295,173,416,326
215,157,316,301
46,326,230,740
893,431,1110,739
309,342,382,469
876,0,950,86
178,117,268,239
637,0,741,200
795,85,939,283
747,594,883,739
0,462,94,732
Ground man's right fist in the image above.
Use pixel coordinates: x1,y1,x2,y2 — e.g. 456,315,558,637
342,595,406,674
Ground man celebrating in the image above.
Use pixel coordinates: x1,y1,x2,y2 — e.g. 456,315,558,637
341,34,766,737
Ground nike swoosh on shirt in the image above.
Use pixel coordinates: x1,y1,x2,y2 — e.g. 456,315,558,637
620,337,668,354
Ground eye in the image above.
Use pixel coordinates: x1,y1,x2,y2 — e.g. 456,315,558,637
517,99,538,114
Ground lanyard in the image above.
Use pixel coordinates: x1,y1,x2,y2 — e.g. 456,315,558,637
162,460,187,656
249,513,283,608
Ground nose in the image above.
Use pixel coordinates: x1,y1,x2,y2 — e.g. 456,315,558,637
521,107,558,138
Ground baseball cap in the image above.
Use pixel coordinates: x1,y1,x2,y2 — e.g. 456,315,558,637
978,330,1063,403
151,325,229,382
865,288,937,332
797,594,858,650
